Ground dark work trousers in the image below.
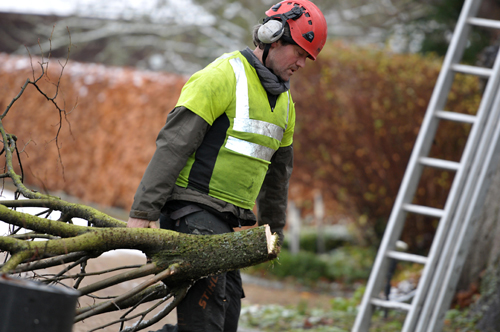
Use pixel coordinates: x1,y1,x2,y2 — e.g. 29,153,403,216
157,207,243,332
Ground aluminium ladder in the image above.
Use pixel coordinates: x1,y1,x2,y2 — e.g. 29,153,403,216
417,57,500,332
352,0,500,330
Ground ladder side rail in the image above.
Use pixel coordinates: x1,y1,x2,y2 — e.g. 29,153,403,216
351,205,416,330
415,48,500,332
352,0,483,330
397,1,487,330
352,68,453,331
419,16,500,328
429,87,500,332
402,73,500,330
425,84,500,332
401,117,484,331
351,96,446,331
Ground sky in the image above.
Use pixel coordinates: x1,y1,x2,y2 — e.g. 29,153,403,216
0,0,94,16
0,0,215,25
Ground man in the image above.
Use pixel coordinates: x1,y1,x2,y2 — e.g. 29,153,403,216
127,1,327,331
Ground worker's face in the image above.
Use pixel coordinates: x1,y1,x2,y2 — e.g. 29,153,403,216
266,42,308,82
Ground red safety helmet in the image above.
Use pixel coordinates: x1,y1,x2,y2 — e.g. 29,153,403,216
264,0,327,60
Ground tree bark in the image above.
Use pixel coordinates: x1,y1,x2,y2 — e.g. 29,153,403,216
0,201,279,328
459,164,500,330
0,204,279,278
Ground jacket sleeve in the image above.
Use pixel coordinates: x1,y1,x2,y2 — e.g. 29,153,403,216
256,144,294,244
129,106,210,221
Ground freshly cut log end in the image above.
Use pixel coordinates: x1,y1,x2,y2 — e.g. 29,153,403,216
265,225,280,259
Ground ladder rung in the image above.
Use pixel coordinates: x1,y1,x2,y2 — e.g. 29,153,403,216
451,64,492,77
435,110,476,124
386,250,428,264
403,204,445,218
370,298,412,311
468,17,500,30
419,157,461,171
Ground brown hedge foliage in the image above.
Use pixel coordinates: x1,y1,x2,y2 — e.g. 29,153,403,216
0,53,186,209
291,41,481,248
0,43,482,248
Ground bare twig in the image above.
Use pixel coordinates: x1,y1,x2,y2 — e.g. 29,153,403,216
41,264,142,283
77,263,159,296
74,263,180,322
93,292,172,332
44,255,90,285
2,251,88,273
1,79,31,119
73,258,87,289
119,287,188,332
76,283,168,317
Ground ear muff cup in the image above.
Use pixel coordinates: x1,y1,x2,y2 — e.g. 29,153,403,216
258,20,284,44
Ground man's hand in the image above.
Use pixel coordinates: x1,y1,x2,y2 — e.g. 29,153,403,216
127,217,159,229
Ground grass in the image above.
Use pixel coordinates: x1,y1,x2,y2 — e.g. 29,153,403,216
239,286,481,332
239,287,405,332
244,246,376,286
241,245,481,331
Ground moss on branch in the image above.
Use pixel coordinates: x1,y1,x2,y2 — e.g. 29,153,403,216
0,204,88,238
1,199,126,228
1,210,278,278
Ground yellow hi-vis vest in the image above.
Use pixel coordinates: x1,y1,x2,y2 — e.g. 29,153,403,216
174,51,296,209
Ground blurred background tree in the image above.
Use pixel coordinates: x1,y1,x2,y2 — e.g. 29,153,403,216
3,1,500,329
1,0,499,75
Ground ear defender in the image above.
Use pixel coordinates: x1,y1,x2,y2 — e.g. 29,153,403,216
258,6,304,45
258,20,284,44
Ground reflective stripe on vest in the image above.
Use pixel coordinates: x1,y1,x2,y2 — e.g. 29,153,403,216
225,57,290,161
225,136,276,162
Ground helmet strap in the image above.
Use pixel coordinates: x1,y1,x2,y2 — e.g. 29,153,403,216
262,43,272,67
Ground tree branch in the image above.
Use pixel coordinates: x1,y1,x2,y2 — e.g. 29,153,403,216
77,263,159,296
119,286,188,332
78,283,168,317
0,199,126,228
74,263,181,322
3,251,88,273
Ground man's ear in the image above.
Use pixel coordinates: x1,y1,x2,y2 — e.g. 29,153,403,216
270,40,280,49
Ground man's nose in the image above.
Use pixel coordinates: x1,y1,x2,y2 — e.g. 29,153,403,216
296,57,306,68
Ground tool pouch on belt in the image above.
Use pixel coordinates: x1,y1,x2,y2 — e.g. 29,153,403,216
160,203,202,230
160,202,234,236
161,201,245,230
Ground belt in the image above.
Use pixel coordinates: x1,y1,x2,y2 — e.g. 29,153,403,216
169,204,203,220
